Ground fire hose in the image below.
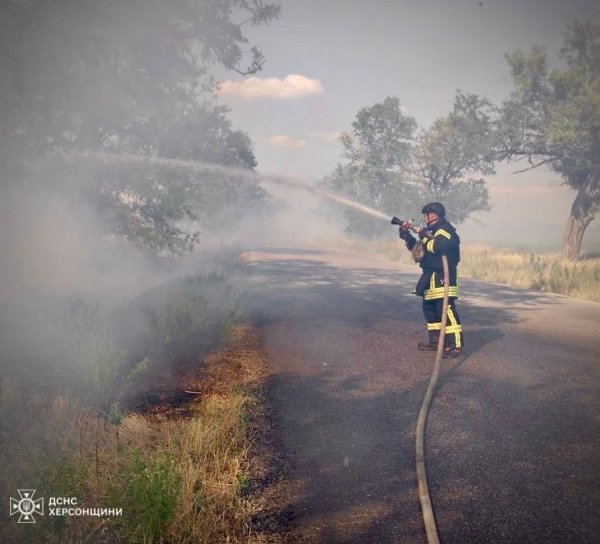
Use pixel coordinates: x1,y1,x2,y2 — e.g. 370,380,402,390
392,217,448,544
415,254,448,544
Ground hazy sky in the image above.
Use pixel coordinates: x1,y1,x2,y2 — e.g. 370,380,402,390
215,0,600,249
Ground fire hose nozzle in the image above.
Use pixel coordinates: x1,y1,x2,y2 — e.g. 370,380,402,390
392,216,422,233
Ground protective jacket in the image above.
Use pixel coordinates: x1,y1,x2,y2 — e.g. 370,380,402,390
401,218,460,300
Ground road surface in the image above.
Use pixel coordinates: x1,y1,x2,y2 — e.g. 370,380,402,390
242,245,600,544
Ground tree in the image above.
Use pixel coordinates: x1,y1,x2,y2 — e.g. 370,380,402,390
323,97,418,236
497,20,600,260
0,0,280,253
410,91,493,223
323,94,493,236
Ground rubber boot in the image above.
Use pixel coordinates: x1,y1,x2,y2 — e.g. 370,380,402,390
442,346,462,359
418,330,439,351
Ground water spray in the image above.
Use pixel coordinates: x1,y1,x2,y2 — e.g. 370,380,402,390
54,150,394,224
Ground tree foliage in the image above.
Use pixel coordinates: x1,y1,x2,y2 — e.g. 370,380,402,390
411,92,494,223
324,94,493,236
0,0,280,253
323,97,418,236
496,20,600,259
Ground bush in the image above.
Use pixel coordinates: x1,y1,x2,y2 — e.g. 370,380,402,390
146,272,245,368
108,449,182,543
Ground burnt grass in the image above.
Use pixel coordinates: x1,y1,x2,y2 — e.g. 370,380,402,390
124,324,297,542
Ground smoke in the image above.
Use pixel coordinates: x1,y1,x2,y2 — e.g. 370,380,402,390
50,148,373,250
0,181,170,303
0,150,389,341
0,3,394,490
228,176,348,246
0,189,85,299
0,147,364,381
57,149,389,224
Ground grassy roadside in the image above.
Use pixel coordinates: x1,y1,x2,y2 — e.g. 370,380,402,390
0,247,291,544
337,238,600,302
1,325,282,544
459,245,600,302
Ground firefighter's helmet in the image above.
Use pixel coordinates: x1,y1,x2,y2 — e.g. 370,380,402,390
421,202,446,218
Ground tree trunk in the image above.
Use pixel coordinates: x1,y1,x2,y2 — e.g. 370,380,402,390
561,181,595,260
562,215,591,260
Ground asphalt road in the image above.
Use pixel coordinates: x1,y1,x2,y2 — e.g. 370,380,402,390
242,245,600,544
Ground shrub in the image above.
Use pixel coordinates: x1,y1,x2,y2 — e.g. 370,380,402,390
146,272,245,368
108,449,182,543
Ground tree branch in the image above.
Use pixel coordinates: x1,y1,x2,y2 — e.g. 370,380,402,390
511,157,554,173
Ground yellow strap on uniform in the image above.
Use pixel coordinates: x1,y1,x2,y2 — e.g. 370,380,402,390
424,287,459,300
426,322,462,333
434,228,452,240
446,307,462,347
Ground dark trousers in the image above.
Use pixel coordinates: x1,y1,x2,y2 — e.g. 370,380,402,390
422,297,463,348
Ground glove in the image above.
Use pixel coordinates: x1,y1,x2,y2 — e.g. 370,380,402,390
399,220,414,240
419,228,432,240
399,228,411,241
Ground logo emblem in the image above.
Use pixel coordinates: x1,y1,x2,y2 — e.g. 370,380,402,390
10,489,44,523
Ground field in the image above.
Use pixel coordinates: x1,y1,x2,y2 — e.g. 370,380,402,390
338,238,600,303
459,245,600,302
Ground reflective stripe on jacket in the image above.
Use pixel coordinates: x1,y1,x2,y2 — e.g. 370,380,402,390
405,219,461,300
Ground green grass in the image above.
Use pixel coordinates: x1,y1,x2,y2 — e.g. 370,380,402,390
108,449,182,543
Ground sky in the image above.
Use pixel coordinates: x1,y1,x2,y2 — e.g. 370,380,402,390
215,0,600,251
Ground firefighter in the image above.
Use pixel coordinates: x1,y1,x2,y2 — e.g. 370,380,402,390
398,202,463,358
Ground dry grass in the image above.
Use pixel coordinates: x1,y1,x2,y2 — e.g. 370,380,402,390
335,237,600,302
460,245,600,302
99,393,256,544
164,394,257,543
0,326,270,544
